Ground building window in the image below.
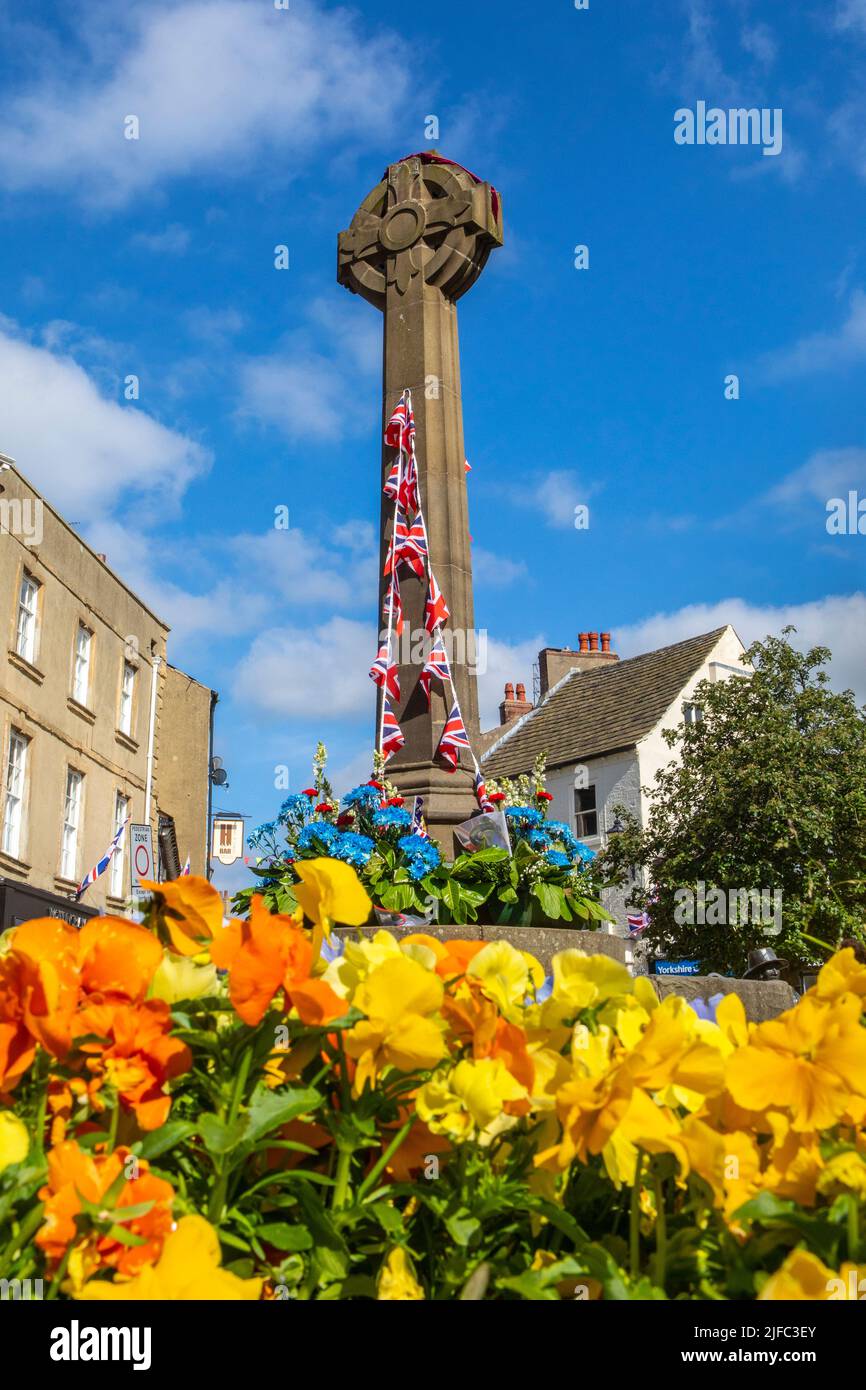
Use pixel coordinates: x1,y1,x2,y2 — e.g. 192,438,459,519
15,572,40,664
110,792,130,898
574,785,598,839
72,624,93,705
2,730,29,859
60,768,83,881
683,702,704,725
119,662,136,736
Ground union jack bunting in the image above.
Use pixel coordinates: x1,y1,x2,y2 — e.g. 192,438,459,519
181,854,191,877
424,572,450,632
398,450,419,515
369,645,400,704
420,632,452,703
383,456,402,501
385,512,428,581
384,395,416,457
627,912,650,938
382,574,404,637
75,816,129,901
381,699,405,760
474,769,495,813
436,702,471,772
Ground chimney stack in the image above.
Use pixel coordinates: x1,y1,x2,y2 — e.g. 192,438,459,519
538,629,620,694
499,680,534,726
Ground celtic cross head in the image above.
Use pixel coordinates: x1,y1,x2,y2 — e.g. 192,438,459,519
338,155,504,309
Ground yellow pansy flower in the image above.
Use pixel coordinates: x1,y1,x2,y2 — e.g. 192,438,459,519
77,1216,263,1300
417,1057,528,1145
0,1111,29,1172
813,947,866,1005
726,992,866,1131
293,858,371,944
150,953,219,1005
816,1150,866,1200
377,1247,425,1300
346,955,445,1092
757,1248,838,1301
466,940,542,1020
322,929,404,998
542,951,634,1028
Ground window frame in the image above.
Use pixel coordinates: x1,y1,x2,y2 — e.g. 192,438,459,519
118,660,137,737
15,571,40,665
109,791,130,899
574,784,599,840
2,728,29,860
72,622,93,707
60,766,84,882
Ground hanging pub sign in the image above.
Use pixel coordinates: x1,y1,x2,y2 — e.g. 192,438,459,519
211,816,244,866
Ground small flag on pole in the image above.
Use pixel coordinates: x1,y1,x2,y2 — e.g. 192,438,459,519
436,702,471,771
381,700,405,760
474,769,495,812
181,854,191,877
369,646,400,703
627,912,650,937
411,796,428,839
76,817,129,900
424,573,450,632
386,513,428,580
385,396,416,457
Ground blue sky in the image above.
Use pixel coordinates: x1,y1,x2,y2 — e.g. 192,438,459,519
0,0,864,889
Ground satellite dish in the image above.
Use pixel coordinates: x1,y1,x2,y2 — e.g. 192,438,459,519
211,768,228,786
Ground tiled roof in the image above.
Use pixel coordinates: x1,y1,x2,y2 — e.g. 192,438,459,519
481,628,729,777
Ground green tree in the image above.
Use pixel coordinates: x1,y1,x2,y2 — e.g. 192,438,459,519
599,631,866,974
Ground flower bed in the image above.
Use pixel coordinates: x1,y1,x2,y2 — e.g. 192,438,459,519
1,864,865,1301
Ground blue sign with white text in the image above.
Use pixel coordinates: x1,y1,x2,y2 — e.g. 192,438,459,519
654,960,701,977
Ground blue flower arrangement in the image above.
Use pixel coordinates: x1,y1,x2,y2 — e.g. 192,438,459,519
297,821,340,853
342,785,382,810
372,806,413,834
505,805,544,832
397,833,441,881
331,832,376,868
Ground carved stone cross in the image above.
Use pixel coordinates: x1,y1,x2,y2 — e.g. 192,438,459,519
338,154,504,845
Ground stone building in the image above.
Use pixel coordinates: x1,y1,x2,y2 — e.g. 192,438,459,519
0,457,216,927
481,626,750,930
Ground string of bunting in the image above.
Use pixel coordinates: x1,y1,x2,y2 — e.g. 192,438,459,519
369,388,494,814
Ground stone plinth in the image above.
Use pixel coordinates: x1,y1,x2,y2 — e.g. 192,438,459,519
652,974,797,1023
332,924,632,974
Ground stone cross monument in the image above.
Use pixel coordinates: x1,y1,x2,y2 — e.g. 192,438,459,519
338,153,503,845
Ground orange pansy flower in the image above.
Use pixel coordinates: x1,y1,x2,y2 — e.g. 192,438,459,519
0,917,79,1059
210,896,314,1026
140,874,223,956
37,1140,173,1280
74,999,191,1131
77,917,163,1003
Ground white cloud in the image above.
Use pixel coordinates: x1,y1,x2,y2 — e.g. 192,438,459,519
232,616,374,719
0,320,209,515
472,546,528,587
504,469,595,531
0,0,412,206
836,0,866,33
759,290,866,380
615,594,866,704
183,306,246,344
237,298,380,443
225,526,377,612
766,447,866,506
740,23,777,67
477,634,545,731
130,223,190,254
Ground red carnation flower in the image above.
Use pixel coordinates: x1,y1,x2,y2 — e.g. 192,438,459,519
488,792,506,804
367,780,384,790
536,791,553,802
302,788,318,798
336,813,353,827
316,803,333,814
385,796,405,807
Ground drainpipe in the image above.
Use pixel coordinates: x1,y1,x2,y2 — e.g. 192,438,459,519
207,689,218,881
144,654,162,827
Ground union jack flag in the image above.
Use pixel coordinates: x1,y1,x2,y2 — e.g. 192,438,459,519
382,573,404,637
425,572,450,632
384,396,416,458
474,770,495,813
369,645,400,704
385,512,428,581
436,702,471,771
381,699,405,760
420,632,452,703
398,452,419,515
627,912,650,937
75,816,129,901
181,854,191,877
411,796,428,838
383,457,402,501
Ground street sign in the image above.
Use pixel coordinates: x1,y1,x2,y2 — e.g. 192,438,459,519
654,959,701,977
130,823,155,900
211,816,245,866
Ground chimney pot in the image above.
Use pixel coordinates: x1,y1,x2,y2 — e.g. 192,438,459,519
589,631,599,652
601,632,611,653
516,682,526,701
504,682,514,701
578,632,590,654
